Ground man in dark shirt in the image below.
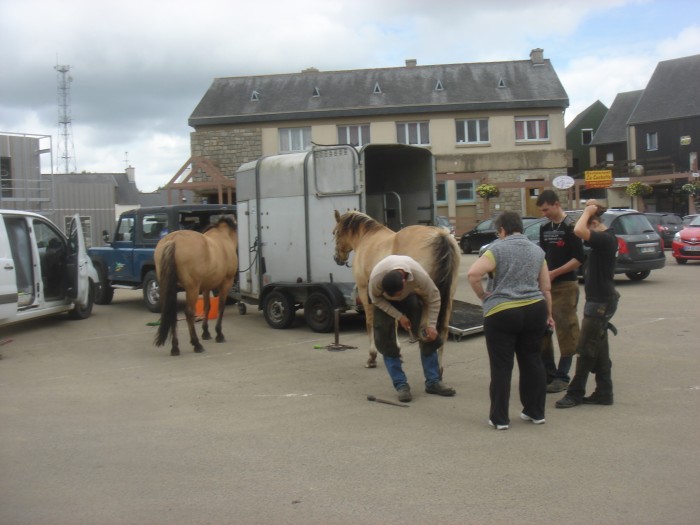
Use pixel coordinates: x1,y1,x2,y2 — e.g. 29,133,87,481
556,200,619,408
536,190,586,393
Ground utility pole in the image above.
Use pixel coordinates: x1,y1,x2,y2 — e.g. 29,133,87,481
55,64,77,174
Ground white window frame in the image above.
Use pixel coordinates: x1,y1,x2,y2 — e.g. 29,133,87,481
456,118,489,144
455,181,476,203
515,116,549,142
646,131,658,151
337,124,371,147
279,127,312,152
396,121,430,146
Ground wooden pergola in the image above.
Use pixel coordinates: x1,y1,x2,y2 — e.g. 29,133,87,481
162,156,236,205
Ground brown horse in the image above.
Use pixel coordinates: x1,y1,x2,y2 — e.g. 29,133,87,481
332,210,460,370
154,216,238,356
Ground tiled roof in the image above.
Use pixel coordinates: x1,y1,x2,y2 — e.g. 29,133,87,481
589,90,644,146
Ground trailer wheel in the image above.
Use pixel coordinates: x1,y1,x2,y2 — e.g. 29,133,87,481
237,302,247,315
263,290,295,329
304,292,335,333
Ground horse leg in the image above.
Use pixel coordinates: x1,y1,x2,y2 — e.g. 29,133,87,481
185,290,205,353
201,292,212,340
214,280,232,343
360,288,378,368
170,325,180,357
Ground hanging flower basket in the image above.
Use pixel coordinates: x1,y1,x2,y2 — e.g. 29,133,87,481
476,183,500,199
625,181,653,197
681,182,700,195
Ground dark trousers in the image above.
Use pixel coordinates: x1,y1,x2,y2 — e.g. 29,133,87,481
567,295,619,401
483,301,548,425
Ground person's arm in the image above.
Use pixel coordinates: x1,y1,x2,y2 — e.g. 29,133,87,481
467,251,496,301
408,264,441,341
575,204,599,241
538,260,555,330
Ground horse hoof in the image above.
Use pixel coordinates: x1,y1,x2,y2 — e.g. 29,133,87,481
365,362,377,369
202,332,211,340
171,349,180,356
194,347,205,353
215,335,225,343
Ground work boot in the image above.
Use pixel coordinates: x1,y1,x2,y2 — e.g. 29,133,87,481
425,381,456,397
555,394,581,408
397,385,412,403
582,393,613,405
547,379,569,393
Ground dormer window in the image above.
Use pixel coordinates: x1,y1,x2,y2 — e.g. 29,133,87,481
498,78,506,88
435,80,444,91
251,90,260,101
312,86,321,97
373,82,382,95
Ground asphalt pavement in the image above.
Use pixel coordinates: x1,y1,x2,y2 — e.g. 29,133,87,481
0,252,698,525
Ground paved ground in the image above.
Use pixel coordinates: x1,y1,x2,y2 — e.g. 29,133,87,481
1,252,698,525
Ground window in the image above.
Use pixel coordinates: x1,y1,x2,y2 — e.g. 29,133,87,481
1,157,11,197
279,127,312,152
456,119,489,144
436,182,447,203
581,129,593,145
63,216,93,248
515,117,549,142
337,125,371,147
396,122,430,145
646,132,658,151
456,181,475,203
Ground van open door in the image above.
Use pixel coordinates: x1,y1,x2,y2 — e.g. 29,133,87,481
67,214,91,308
0,218,19,321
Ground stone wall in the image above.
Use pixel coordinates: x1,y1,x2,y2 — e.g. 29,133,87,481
190,128,263,179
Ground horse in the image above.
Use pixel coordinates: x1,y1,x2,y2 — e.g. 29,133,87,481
332,210,460,371
154,216,238,356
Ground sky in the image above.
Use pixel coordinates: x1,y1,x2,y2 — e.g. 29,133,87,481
2,0,699,192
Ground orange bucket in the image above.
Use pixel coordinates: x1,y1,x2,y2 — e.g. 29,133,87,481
195,296,219,319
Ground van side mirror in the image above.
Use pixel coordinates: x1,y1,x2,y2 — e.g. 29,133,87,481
102,229,111,243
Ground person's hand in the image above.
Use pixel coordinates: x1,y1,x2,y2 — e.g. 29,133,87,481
422,326,438,342
398,316,411,333
585,199,598,207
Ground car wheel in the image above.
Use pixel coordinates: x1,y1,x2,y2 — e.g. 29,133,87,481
304,292,335,333
263,290,295,329
460,239,472,254
676,258,687,265
94,266,114,305
625,270,650,281
69,279,95,320
143,270,161,313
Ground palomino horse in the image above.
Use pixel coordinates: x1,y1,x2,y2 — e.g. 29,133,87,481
154,216,238,356
332,210,460,369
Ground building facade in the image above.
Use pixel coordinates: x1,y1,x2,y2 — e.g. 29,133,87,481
188,49,570,234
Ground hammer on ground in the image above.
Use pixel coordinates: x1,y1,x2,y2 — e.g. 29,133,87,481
367,395,409,407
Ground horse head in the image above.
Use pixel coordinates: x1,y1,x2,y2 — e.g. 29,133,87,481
333,210,355,266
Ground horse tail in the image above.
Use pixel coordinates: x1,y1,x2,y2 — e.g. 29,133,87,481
154,243,179,347
431,233,461,332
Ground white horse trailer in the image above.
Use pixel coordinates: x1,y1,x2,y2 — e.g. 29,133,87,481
235,143,483,337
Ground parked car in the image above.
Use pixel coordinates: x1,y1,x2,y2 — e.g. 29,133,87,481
671,214,700,264
643,212,684,249
600,209,665,280
0,209,97,326
435,215,456,238
460,216,540,254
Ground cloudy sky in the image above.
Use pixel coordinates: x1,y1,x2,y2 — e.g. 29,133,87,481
2,0,699,191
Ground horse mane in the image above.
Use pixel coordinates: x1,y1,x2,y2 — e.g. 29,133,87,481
202,215,237,234
339,211,385,236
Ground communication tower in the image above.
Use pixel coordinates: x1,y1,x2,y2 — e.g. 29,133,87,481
55,64,77,174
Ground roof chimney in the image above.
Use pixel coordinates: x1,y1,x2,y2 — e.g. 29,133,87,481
405,59,417,68
530,48,544,65
301,67,319,74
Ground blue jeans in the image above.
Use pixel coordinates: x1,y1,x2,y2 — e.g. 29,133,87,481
383,351,442,390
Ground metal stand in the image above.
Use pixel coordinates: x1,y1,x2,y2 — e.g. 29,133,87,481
317,309,357,352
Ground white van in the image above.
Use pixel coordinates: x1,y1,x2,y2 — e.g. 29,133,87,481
0,209,98,326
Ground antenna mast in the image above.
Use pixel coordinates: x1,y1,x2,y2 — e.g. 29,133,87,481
55,64,77,174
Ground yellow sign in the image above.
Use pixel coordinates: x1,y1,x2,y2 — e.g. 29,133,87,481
584,170,613,189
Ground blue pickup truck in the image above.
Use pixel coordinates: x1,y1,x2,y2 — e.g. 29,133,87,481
88,204,237,311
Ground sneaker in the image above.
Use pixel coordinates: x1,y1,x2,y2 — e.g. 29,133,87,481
582,394,613,405
488,420,509,430
425,381,456,397
520,412,545,425
555,394,581,408
397,385,412,403
546,379,569,393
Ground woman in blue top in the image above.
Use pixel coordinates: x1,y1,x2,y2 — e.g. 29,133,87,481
467,211,553,430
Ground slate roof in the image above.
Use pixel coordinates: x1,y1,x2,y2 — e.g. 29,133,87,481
565,100,607,133
189,58,569,127
589,90,644,146
628,53,700,124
